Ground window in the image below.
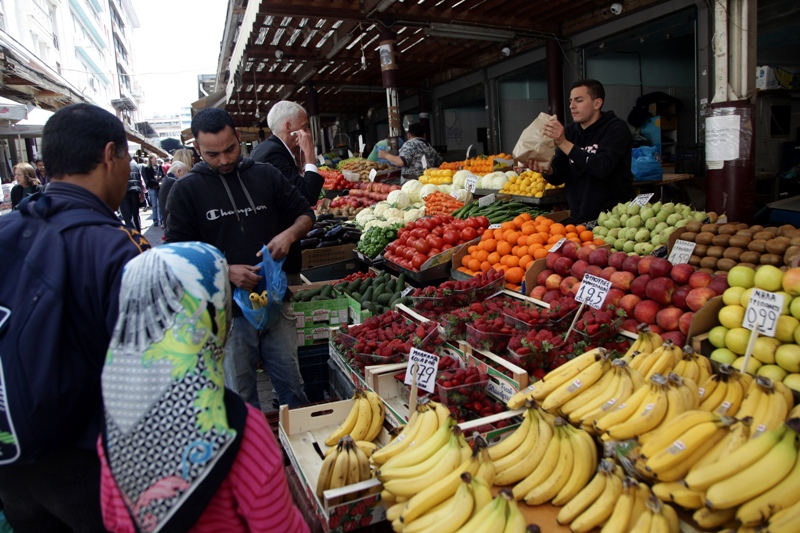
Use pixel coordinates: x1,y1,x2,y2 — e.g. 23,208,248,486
770,104,791,137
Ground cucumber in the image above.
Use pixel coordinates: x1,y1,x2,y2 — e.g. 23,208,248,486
361,287,374,305
376,293,392,306
320,285,333,299
351,291,362,301
346,278,362,294
334,281,348,292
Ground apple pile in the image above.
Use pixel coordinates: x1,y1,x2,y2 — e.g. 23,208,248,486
531,241,729,346
707,264,800,393
593,200,716,256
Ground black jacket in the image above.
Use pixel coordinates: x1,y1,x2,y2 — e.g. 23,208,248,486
165,158,314,313
142,164,163,190
546,111,634,223
250,135,324,273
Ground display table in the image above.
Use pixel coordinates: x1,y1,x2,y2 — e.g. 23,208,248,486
632,173,693,203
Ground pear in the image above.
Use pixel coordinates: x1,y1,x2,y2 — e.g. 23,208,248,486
692,211,707,222
608,227,621,239
656,210,669,223
640,206,655,220
624,227,638,241
674,218,689,228
598,211,608,225
604,217,621,229
625,215,642,228
594,226,609,236
623,240,636,253
627,203,641,216
620,213,629,225
635,229,651,242
661,202,676,215
646,217,658,231
614,238,626,251
654,221,668,233
666,213,682,226
652,201,663,213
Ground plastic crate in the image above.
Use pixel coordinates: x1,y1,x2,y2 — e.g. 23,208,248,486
328,359,355,401
298,344,330,403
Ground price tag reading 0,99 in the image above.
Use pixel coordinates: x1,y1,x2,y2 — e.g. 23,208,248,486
404,348,439,393
743,289,785,337
575,273,612,310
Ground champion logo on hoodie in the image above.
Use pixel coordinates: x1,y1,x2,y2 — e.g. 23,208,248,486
206,203,267,220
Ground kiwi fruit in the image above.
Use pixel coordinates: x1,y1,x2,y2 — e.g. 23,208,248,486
679,232,698,242
716,258,737,271
694,244,709,257
723,247,744,261
738,263,757,270
701,224,719,234
778,224,797,237
783,230,800,240
718,224,738,235
791,237,800,247
706,246,725,259
689,255,702,267
766,239,789,255
685,220,703,233
765,226,780,235
695,232,716,246
750,225,764,232
760,253,783,266
784,245,800,265
700,256,718,270
712,234,731,247
736,223,750,231
739,251,762,264
736,229,755,238
749,239,768,253
754,231,776,241
698,267,715,274
728,235,752,249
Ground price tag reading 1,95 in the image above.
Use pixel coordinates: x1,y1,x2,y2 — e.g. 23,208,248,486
668,239,697,265
404,348,439,393
465,175,478,193
575,273,612,310
630,193,654,207
743,289,785,337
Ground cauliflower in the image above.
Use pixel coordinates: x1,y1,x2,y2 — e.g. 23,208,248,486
419,184,439,199
404,208,424,223
437,184,452,195
387,190,410,209
401,179,424,203
373,201,391,217
491,174,510,189
453,189,470,202
386,217,405,226
355,209,376,228
365,219,390,230
383,207,403,220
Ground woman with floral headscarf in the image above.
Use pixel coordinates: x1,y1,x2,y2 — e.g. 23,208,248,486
97,242,309,533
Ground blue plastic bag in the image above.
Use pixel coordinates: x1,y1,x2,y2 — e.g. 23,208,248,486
631,146,664,182
233,245,287,330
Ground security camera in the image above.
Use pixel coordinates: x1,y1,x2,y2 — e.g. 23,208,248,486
610,2,623,15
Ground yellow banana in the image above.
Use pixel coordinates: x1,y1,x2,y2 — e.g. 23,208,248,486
371,408,423,465
502,496,527,533
349,393,374,442
249,292,261,310
764,498,800,533
737,447,800,526
648,423,728,482
511,420,563,501
552,425,598,505
494,410,553,486
541,357,608,412
383,439,463,498
651,481,704,509
639,409,719,459
363,390,386,442
506,383,537,410
487,408,531,461
325,390,365,446
568,470,623,533
431,400,451,429
645,344,678,379
468,472,494,515
689,417,750,471
378,433,457,482
345,442,361,499
386,500,406,523
575,367,636,429
381,418,455,471
316,443,340,497
407,407,439,448
453,492,507,533
643,419,725,476
531,349,604,401
628,507,653,533
559,362,618,415
523,425,575,505
692,506,737,529
328,443,350,490
661,501,680,533
716,377,744,416
773,379,795,413
401,475,474,533
556,460,612,525
605,376,669,441
600,477,638,533
474,445,496,486
592,379,653,433
700,376,729,413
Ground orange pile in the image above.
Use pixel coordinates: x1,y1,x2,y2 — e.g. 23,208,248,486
456,215,601,290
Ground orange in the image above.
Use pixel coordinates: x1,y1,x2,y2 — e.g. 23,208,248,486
474,250,489,263
482,239,497,252
487,252,501,265
521,224,536,236
535,224,549,234
565,224,576,233
493,229,505,240
565,232,579,240
505,255,520,268
496,241,512,256
533,248,548,259
468,259,481,272
506,232,521,246
575,225,587,234
516,245,528,258
520,255,534,269
520,213,532,222
527,234,545,246
501,221,515,231
529,243,543,252
517,234,528,247
580,230,594,242
550,223,566,235
513,215,526,228
481,230,493,241
505,267,525,284
594,238,606,246
480,261,491,272
512,245,519,256
461,255,472,268
548,234,563,244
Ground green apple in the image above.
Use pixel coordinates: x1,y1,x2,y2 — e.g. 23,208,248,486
752,336,781,364
722,287,746,306
733,356,762,375
791,297,800,321
728,265,756,289
754,265,784,292
710,347,737,365
757,364,789,382
775,344,800,373
725,327,752,355
777,291,792,314
718,305,745,329
708,325,729,348
740,288,755,308
775,315,799,343
783,373,800,393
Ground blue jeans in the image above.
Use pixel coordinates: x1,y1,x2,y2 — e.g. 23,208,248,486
147,188,160,225
223,302,308,409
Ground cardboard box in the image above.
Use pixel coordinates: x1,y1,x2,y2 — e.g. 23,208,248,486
290,282,349,329
278,401,387,532
690,295,725,356
302,243,356,270
329,342,369,390
756,66,780,91
457,341,529,404
296,325,335,346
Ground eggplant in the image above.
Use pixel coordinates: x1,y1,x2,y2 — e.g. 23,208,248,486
318,240,341,247
300,238,320,249
306,227,325,239
316,213,334,221
342,231,361,244
325,224,345,240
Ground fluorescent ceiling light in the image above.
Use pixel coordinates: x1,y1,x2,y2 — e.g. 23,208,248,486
426,23,514,42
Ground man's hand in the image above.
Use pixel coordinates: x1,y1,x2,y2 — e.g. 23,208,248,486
543,119,565,144
377,149,387,159
294,129,316,165
266,232,293,260
528,160,553,175
229,264,262,291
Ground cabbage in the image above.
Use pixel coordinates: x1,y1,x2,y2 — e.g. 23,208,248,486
438,184,452,194
453,170,471,188
401,179,424,203
505,171,518,179
420,184,439,199
454,189,470,202
491,175,510,189
387,190,410,209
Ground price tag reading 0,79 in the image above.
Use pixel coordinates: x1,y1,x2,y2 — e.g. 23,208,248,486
404,348,439,393
743,289,785,338
575,273,612,310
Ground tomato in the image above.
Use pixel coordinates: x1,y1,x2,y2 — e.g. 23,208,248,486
451,219,466,231
442,244,453,250
419,218,434,231
412,253,426,270
405,221,417,231
461,227,478,241
432,226,444,237
414,239,431,254
465,217,480,228
398,234,409,246
426,235,444,250
429,248,441,256
443,229,459,245
476,227,485,236
404,246,416,261
475,216,490,228
412,228,429,239
406,236,417,248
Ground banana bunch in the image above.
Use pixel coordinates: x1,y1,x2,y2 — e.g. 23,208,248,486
627,495,680,533
325,439,377,458
593,373,673,441
636,410,736,482
511,417,599,506
761,495,800,533
599,477,653,533
248,289,268,309
316,435,373,500
570,359,644,432
490,403,555,486
651,481,705,510
621,323,664,361
735,375,794,437
539,351,614,413
697,364,752,417
388,472,502,533
390,438,495,527
371,400,450,467
556,459,623,532
670,345,713,385
325,389,385,446
683,420,800,521
626,339,682,380
451,490,528,533
636,373,699,446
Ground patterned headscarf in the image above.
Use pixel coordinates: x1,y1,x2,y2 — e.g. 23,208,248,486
101,242,243,533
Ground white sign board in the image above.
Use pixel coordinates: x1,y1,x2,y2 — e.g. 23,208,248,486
743,289,784,337
575,274,612,310
404,348,439,393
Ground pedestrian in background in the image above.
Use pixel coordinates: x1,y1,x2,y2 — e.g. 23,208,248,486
10,163,42,210
142,154,164,227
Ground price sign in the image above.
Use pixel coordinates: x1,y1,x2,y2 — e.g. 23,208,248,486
358,135,365,155
421,155,428,169
404,348,439,393
489,223,502,229
549,237,567,253
465,174,478,193
584,220,598,230
479,193,496,207
466,144,474,159
368,169,377,182
348,149,354,158
401,286,413,297
317,154,325,165
630,193,654,207
743,289,784,337
575,273,612,310
450,190,460,200
668,240,697,265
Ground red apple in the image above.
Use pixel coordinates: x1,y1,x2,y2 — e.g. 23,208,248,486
577,243,597,262
661,330,686,346
679,311,694,335
537,269,554,287
707,275,729,296
670,263,695,285
619,294,642,318
561,241,579,261
645,277,677,306
686,287,716,311
782,267,800,296
622,318,640,333
634,299,662,325
530,285,547,300
545,273,563,291
622,255,641,274
545,251,563,270
584,265,604,278
630,274,653,298
649,324,664,334
560,276,579,296
543,289,561,304
588,248,610,268
638,255,656,275
606,288,625,307
610,271,636,291
656,306,683,332
570,281,582,296
649,257,673,279
688,271,713,288
570,259,589,280
608,251,628,270
598,266,616,281
553,257,575,277
672,285,692,311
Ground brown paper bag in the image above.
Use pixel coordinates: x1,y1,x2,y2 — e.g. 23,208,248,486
512,112,557,170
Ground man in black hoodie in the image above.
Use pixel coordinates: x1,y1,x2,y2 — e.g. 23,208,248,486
165,108,313,408
531,79,634,223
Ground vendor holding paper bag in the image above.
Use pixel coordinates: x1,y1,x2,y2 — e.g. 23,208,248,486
528,79,633,223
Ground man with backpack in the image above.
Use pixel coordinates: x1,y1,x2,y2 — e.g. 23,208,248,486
0,103,150,532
